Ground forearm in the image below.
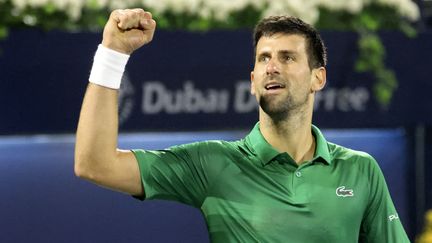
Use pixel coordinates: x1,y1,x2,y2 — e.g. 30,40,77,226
74,8,155,194
74,83,119,180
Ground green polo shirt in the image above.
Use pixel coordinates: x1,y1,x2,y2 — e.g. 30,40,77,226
132,123,409,242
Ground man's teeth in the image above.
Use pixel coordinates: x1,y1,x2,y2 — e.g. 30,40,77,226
265,84,285,90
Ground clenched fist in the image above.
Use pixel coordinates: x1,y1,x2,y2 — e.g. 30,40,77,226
102,9,156,55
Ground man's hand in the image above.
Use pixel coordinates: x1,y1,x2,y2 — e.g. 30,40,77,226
102,9,156,55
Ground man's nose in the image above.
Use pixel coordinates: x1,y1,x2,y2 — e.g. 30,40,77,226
266,59,280,75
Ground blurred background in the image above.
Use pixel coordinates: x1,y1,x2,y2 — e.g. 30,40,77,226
0,0,431,242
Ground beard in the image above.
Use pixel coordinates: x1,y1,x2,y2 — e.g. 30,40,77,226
259,88,309,122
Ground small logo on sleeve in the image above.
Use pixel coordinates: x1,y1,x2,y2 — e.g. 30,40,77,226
389,214,399,222
336,186,354,197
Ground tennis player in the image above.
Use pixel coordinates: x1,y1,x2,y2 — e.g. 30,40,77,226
75,8,409,242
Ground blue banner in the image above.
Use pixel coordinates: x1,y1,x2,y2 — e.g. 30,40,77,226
0,30,431,134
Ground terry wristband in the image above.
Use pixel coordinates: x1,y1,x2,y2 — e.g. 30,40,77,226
89,44,130,89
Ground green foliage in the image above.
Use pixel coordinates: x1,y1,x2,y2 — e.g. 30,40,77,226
317,4,417,107
355,33,398,107
151,4,262,31
0,26,8,39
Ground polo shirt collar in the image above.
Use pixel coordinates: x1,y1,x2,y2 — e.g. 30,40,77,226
311,124,332,165
245,123,280,165
245,122,332,166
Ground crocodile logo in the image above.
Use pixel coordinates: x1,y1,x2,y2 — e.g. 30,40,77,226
336,186,354,197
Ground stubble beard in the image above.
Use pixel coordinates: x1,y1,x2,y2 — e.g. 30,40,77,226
259,90,309,123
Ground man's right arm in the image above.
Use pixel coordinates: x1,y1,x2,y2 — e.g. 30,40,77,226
74,9,156,196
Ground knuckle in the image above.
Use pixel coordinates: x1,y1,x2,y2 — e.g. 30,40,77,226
114,9,124,15
118,14,127,22
110,9,119,18
144,11,152,19
129,11,139,20
133,8,145,14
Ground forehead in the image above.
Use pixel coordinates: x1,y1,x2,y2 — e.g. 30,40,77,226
256,33,307,55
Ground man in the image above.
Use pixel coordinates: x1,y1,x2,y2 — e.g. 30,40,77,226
75,8,409,242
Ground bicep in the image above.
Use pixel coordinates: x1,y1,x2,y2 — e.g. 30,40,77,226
133,145,215,206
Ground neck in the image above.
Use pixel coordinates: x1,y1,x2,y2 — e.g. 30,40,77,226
259,106,315,165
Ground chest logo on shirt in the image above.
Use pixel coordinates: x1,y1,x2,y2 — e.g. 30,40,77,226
336,186,354,197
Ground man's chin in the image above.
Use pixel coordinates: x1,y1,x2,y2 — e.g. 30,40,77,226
260,96,287,110
259,101,289,119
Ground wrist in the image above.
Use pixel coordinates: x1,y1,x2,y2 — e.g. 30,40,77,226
101,40,132,55
88,44,130,89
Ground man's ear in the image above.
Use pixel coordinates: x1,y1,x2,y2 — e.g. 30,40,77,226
250,71,256,95
311,67,326,92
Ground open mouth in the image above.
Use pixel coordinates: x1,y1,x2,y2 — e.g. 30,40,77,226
265,83,286,90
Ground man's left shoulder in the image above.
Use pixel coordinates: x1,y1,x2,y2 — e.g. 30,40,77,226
327,142,376,166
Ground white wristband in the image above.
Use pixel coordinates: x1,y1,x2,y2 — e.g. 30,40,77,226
89,44,130,89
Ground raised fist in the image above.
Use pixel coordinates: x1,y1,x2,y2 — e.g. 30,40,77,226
102,9,156,54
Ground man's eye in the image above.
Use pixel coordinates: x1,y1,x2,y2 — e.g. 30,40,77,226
259,56,269,62
282,55,293,62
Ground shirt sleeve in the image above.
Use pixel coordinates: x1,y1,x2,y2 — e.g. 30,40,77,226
131,141,225,208
359,155,410,243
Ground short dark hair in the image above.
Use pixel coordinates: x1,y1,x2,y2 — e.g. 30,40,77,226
253,16,327,69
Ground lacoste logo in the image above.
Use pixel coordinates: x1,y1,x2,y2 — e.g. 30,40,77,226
336,186,354,197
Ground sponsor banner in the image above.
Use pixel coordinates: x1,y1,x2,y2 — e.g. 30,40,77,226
0,30,431,134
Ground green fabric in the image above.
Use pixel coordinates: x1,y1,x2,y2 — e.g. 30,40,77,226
132,123,409,242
